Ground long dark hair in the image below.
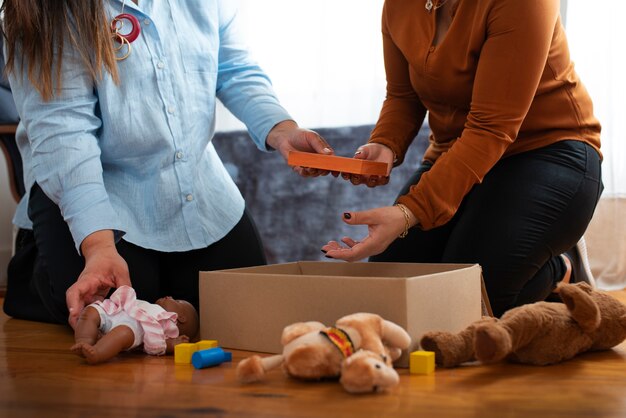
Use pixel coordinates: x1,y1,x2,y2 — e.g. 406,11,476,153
1,0,119,101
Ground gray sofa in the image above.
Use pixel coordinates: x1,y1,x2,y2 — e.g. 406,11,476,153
213,124,429,264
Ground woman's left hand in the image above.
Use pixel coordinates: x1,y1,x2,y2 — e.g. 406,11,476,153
322,206,414,262
266,120,335,177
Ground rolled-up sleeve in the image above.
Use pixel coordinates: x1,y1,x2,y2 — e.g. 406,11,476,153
8,45,125,252
215,1,292,151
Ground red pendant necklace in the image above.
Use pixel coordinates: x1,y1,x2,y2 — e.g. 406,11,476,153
111,0,141,61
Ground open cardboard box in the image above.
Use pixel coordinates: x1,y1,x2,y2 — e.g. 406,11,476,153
199,262,491,367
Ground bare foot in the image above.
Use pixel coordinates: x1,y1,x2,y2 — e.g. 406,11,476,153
71,342,105,364
70,342,89,358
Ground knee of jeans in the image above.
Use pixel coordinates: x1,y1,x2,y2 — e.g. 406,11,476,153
40,280,70,322
480,272,522,318
488,298,513,318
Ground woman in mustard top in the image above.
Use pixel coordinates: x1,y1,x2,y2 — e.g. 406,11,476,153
323,0,603,316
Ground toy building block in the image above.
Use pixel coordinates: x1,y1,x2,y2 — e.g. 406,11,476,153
196,340,219,351
175,343,199,364
410,350,435,375
192,347,233,369
287,151,389,176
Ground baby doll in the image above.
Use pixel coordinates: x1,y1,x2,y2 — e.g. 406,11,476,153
70,285,199,365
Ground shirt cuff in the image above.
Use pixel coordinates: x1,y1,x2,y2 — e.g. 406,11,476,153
244,101,292,151
59,184,126,254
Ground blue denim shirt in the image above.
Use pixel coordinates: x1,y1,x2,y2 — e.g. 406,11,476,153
8,0,291,252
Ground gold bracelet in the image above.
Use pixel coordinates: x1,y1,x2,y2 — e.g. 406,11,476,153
395,203,411,238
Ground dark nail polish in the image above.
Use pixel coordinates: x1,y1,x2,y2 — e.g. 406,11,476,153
343,213,352,219
325,255,333,259
321,249,327,254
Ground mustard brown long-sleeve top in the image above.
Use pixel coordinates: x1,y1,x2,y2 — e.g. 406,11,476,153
370,0,601,230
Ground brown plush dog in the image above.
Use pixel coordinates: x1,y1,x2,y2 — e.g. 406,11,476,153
236,313,411,393
420,282,626,367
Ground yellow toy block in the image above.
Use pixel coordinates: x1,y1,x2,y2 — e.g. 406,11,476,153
196,340,218,351
175,343,199,364
410,351,435,375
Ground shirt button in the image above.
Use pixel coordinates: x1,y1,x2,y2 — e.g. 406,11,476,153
176,151,183,159
167,106,176,115
186,194,194,202
429,46,436,52
144,19,151,25
157,61,165,69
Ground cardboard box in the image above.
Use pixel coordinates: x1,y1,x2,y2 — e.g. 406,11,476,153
199,262,490,367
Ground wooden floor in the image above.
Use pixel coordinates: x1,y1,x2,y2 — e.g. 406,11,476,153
2,294,626,418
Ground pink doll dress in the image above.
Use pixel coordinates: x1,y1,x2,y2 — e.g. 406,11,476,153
90,286,179,355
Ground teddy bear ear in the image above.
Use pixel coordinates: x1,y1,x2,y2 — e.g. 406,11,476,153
575,282,594,293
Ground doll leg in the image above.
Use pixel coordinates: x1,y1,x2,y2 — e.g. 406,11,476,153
75,325,136,365
71,306,102,357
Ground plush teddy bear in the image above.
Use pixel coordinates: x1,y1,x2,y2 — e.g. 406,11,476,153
236,312,411,394
420,282,626,367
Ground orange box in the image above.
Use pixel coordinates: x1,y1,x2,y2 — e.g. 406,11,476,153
287,151,389,176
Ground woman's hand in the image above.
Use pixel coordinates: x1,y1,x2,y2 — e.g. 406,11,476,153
322,205,417,262
66,230,131,329
341,143,394,187
266,120,335,177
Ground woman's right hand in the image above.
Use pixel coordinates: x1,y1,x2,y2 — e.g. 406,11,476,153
66,230,131,329
342,143,394,187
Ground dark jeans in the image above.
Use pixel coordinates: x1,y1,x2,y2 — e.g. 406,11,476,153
4,184,267,324
371,140,603,317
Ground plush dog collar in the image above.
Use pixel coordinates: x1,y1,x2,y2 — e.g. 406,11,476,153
320,327,355,358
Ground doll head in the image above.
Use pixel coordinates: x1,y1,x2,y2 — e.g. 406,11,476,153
155,297,200,340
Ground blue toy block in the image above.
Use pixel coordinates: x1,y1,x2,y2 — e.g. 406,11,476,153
191,347,233,369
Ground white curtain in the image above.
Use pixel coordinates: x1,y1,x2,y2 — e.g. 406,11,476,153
566,1,626,289
216,0,386,131
215,0,626,289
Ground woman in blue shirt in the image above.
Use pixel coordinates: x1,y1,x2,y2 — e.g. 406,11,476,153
1,0,332,327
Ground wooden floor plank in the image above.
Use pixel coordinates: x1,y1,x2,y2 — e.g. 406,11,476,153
2,293,626,418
